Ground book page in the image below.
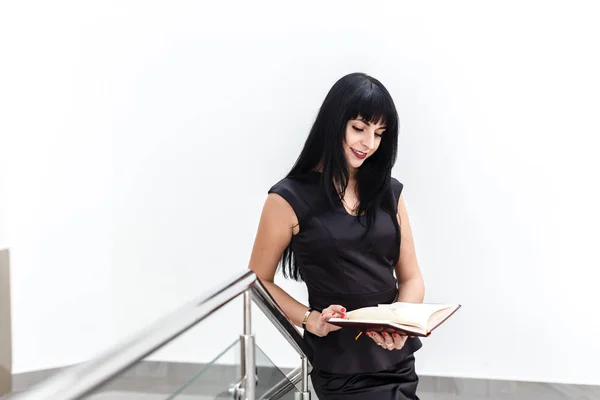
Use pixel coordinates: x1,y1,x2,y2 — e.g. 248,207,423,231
331,303,460,336
428,307,459,330
346,306,398,322
346,303,458,332
379,303,457,329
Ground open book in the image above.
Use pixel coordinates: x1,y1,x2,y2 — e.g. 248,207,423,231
327,302,460,337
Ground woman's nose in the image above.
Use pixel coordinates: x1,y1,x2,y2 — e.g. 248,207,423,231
362,133,375,149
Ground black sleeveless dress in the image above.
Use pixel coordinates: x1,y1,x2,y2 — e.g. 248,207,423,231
268,171,422,400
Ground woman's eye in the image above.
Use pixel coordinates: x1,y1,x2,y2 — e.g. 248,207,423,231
353,126,364,132
375,133,383,138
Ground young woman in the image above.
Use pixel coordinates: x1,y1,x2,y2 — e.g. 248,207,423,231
248,72,425,400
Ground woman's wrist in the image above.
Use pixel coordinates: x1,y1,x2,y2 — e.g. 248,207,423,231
304,310,319,335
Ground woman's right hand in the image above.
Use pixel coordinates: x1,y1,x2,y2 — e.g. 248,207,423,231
305,304,348,337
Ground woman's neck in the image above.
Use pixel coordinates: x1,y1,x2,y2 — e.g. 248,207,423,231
348,167,358,180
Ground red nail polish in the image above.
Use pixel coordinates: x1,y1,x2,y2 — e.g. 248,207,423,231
393,333,398,338
382,332,387,337
341,308,346,313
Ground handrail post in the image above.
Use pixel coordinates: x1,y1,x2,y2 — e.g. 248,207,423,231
240,290,256,400
0,249,12,397
295,356,311,400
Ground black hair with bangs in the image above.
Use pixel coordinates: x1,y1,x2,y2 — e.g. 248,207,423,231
280,72,401,281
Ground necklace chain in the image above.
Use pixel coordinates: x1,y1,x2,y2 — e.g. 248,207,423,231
341,197,359,215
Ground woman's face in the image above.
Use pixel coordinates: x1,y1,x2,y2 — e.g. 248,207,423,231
343,116,387,171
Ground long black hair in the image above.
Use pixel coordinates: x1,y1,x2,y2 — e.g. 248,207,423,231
281,72,400,281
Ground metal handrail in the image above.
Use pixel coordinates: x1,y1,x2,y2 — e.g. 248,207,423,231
9,270,312,400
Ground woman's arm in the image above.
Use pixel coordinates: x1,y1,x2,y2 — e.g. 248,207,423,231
394,194,425,303
248,193,345,335
248,193,308,326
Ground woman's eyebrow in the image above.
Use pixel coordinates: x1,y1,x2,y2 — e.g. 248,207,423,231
357,119,386,130
355,118,386,128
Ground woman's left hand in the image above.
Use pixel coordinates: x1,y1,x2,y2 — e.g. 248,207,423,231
366,331,407,350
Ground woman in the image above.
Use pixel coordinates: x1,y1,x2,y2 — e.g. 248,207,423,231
248,72,425,399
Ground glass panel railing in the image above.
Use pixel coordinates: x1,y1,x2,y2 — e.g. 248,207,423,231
82,297,246,399
254,342,299,400
9,271,311,400
73,295,300,400
165,339,298,400
164,339,240,399
164,340,239,399
83,341,299,399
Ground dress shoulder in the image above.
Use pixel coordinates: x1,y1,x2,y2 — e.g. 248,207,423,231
390,177,404,206
268,174,317,220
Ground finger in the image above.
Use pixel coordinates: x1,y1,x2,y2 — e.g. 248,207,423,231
321,310,340,320
318,312,343,333
391,333,406,349
370,331,384,343
320,311,333,321
328,305,347,314
367,331,385,347
381,332,395,350
366,331,376,342
323,305,347,319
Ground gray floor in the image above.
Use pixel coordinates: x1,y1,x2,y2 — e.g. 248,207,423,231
10,382,600,400
10,361,600,400
82,390,575,400
84,382,599,400
85,392,434,400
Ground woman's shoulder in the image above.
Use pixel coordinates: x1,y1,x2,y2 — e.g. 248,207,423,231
268,171,321,216
269,171,320,194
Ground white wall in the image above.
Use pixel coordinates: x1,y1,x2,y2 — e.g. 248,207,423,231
0,1,114,372
2,0,600,385
0,132,7,250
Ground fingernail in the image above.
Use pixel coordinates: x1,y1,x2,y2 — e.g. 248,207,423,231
341,308,346,313
392,333,398,338
381,332,387,337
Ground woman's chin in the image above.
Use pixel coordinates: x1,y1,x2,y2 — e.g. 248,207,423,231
352,158,366,167
345,154,366,171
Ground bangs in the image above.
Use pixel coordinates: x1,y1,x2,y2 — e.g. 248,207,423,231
346,82,396,127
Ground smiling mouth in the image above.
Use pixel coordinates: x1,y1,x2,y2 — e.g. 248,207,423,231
351,148,367,160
